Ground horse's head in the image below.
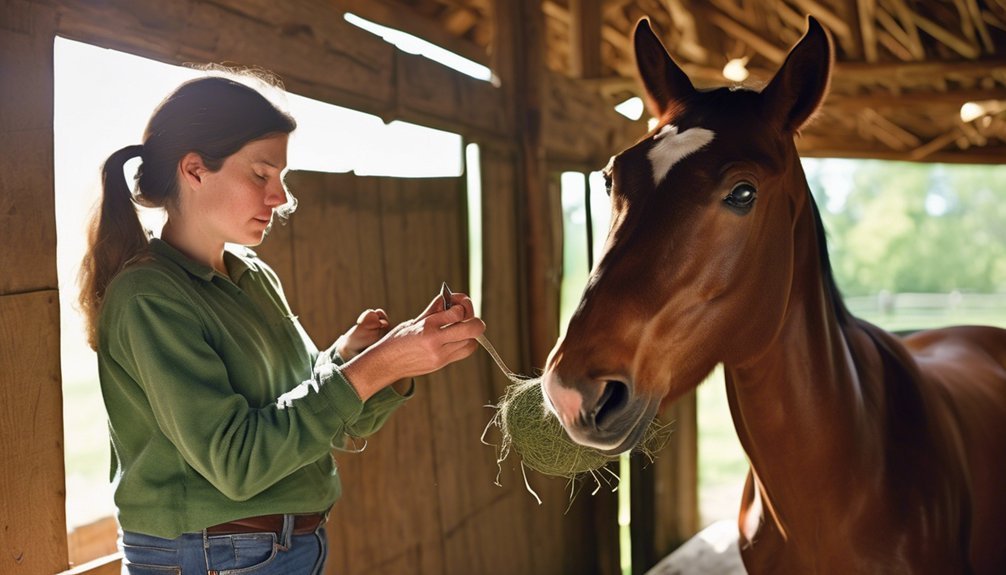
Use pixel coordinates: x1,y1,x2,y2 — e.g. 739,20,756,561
542,17,833,454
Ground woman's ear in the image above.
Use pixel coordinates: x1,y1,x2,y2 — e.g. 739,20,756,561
178,152,207,189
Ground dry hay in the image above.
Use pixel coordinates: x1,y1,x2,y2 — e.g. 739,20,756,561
483,372,672,504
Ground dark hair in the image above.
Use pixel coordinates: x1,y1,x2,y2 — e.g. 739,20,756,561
79,73,297,349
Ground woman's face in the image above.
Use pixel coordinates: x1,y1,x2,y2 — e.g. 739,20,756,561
185,133,290,247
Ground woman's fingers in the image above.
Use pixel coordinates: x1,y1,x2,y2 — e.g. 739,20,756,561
416,290,476,320
436,316,485,341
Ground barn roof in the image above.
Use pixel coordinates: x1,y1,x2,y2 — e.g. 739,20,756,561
344,0,1006,164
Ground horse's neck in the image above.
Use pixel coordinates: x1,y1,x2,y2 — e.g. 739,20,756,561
725,195,884,529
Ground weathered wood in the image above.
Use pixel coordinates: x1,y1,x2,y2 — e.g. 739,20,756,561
50,0,396,116
631,390,699,574
795,134,1006,163
569,0,602,78
0,2,57,294
57,553,122,575
477,143,528,377
395,49,509,139
493,0,557,369
66,517,118,568
544,73,645,168
0,290,68,574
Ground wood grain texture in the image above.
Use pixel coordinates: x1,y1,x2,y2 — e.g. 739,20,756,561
0,290,68,573
275,171,618,574
0,3,57,294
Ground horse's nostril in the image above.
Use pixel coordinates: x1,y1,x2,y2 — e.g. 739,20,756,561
592,379,629,430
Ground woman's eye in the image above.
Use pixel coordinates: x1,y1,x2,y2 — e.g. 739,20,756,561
724,182,757,210
254,172,267,181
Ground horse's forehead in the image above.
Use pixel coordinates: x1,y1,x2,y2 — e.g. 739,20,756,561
644,124,716,186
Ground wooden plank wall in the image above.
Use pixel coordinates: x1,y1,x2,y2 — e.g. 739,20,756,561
255,171,619,574
0,2,69,574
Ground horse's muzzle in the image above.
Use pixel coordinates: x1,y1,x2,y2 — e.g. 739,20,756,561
542,373,656,455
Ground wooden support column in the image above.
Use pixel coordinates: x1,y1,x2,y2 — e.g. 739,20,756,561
0,2,68,573
569,0,602,78
491,0,559,370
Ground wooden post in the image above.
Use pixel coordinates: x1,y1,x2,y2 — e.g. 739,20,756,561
0,2,68,573
491,0,559,370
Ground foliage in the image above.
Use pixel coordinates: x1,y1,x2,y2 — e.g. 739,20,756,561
804,159,1006,297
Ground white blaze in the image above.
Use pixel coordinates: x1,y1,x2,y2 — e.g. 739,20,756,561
647,124,715,186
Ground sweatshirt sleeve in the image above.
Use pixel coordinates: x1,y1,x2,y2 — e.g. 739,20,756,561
109,293,366,502
316,341,413,438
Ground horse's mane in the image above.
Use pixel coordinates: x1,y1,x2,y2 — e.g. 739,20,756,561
808,191,855,327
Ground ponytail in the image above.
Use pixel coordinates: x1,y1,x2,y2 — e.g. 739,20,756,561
78,145,148,350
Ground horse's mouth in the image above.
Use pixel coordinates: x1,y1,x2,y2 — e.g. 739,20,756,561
544,383,659,455
592,398,659,455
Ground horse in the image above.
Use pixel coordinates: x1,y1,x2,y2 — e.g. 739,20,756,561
541,16,1006,574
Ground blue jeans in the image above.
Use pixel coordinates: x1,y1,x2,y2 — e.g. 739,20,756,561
121,516,328,575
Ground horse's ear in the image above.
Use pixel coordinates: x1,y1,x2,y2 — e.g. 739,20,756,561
761,16,833,133
634,18,695,118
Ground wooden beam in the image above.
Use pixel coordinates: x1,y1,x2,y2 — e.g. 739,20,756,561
569,0,603,78
57,553,122,575
797,137,1006,164
706,7,787,64
858,0,879,62
965,0,995,52
859,108,921,149
833,58,1006,78
333,0,489,65
826,87,1006,108
885,0,926,59
909,127,964,160
789,0,853,44
912,10,981,58
663,0,710,63
875,3,924,60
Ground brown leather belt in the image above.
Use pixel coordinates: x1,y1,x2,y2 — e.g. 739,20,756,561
205,512,327,536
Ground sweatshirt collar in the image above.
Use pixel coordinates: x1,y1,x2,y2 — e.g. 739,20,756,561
150,238,259,283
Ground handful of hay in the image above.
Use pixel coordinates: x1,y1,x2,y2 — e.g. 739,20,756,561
438,282,671,501
481,366,672,503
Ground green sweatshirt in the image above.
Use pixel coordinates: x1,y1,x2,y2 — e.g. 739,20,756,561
97,238,410,539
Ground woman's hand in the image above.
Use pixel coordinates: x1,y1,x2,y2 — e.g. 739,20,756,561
336,309,391,360
340,291,485,400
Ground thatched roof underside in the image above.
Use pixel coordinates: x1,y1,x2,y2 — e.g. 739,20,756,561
343,0,1006,164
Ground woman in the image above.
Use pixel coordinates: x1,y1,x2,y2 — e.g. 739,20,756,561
78,72,485,574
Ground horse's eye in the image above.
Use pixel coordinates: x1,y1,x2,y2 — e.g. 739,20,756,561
724,182,757,211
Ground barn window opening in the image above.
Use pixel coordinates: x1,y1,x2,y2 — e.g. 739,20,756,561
55,36,464,567
465,143,484,316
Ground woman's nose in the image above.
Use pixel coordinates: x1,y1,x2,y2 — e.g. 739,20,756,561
264,182,286,207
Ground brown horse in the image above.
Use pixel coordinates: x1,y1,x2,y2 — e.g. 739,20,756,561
542,16,1006,574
